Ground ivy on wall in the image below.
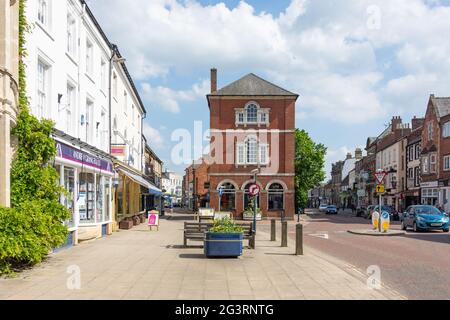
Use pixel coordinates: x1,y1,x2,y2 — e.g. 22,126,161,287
0,0,70,275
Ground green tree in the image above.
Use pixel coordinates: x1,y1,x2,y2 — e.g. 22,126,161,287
294,129,327,210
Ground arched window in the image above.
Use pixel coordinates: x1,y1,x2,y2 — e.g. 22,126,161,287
219,182,236,211
244,183,260,210
268,183,284,210
246,104,258,123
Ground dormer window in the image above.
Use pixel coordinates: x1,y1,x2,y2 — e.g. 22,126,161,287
235,102,269,126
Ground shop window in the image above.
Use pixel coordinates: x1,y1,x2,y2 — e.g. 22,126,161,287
117,178,123,217
96,176,103,223
104,178,111,222
64,167,76,228
79,172,95,223
268,183,285,210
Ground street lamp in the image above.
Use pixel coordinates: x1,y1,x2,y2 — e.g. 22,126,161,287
251,168,260,233
192,161,197,213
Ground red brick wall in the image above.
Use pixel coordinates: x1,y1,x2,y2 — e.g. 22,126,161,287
440,114,450,181
207,96,296,219
421,100,440,183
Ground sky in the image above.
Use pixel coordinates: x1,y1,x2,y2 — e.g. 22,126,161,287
86,0,450,179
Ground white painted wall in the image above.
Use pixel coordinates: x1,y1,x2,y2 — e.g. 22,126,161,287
111,60,144,172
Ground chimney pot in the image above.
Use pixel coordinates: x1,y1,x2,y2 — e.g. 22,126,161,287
211,68,217,93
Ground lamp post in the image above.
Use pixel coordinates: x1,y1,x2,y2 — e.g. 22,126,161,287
251,168,260,233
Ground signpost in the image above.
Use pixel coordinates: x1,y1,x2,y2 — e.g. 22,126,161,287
248,183,261,232
374,170,388,232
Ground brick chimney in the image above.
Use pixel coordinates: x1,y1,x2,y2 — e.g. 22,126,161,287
355,148,363,160
211,68,217,93
411,116,424,130
391,116,402,131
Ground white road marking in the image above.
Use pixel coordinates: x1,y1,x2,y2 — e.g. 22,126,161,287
309,233,329,240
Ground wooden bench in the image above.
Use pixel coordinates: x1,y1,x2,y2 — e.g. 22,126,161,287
183,222,255,249
183,222,212,247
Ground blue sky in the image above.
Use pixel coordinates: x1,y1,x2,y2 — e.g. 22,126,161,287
86,0,450,178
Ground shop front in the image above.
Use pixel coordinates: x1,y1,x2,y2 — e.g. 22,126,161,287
55,140,114,245
114,163,163,230
421,181,439,206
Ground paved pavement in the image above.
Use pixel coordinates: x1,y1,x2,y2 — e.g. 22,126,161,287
259,210,450,300
0,211,401,300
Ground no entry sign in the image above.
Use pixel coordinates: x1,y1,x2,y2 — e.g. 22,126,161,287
248,184,261,197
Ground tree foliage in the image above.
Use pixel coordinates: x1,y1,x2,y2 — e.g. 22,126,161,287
294,129,327,209
0,0,70,275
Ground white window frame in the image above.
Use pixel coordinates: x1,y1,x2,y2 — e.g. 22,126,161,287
443,122,450,138
66,10,77,57
430,153,437,173
100,58,107,93
444,155,450,171
37,59,50,119
65,82,76,135
37,0,50,29
235,102,270,126
422,156,429,174
86,39,94,76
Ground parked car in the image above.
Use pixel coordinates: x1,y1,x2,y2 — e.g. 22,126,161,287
319,204,329,212
326,205,338,215
401,205,449,232
365,205,399,221
356,206,366,217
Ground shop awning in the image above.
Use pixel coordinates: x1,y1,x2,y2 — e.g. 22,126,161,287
117,167,162,196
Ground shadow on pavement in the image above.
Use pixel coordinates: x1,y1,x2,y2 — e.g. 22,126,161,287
402,232,450,244
179,254,206,259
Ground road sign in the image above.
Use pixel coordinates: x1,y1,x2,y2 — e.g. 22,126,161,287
376,184,385,194
248,184,261,197
218,186,225,197
374,171,388,184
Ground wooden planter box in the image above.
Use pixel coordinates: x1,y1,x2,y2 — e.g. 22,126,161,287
204,233,243,258
119,219,134,230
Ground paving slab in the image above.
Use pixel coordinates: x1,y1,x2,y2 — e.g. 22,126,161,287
0,212,404,300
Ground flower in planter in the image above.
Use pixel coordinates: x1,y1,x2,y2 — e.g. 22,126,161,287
243,198,262,218
209,217,244,234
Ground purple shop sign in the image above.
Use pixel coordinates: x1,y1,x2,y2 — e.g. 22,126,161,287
56,142,113,173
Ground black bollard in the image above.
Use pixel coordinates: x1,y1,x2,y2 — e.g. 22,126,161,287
271,220,276,241
281,221,288,248
296,224,303,255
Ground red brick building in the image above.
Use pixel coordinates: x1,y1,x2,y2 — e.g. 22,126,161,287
183,158,210,210
206,69,298,220
421,95,450,211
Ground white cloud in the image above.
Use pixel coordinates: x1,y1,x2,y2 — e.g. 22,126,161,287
87,0,450,123
143,122,165,149
141,79,210,114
